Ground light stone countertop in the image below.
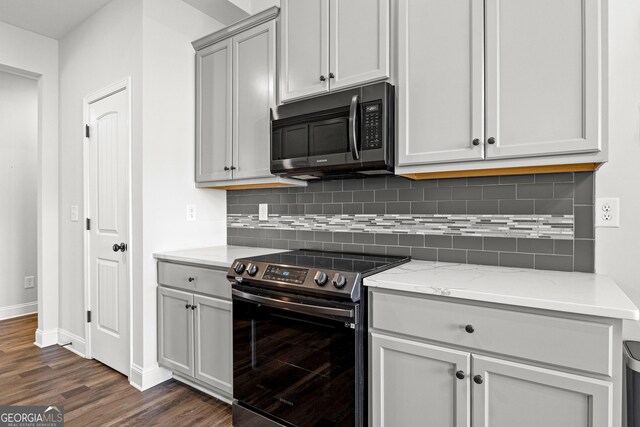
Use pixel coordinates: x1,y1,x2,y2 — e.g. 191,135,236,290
153,245,289,269
364,260,639,320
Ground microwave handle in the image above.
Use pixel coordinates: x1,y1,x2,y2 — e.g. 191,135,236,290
349,94,360,160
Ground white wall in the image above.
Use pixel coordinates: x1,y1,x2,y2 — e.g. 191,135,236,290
251,0,279,13
57,0,225,386
596,0,640,340
0,22,58,345
138,0,226,378
0,71,38,318
58,0,143,340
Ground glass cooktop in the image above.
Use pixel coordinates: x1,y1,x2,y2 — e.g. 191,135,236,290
242,249,410,277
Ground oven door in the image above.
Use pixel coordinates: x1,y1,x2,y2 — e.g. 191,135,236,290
232,288,359,427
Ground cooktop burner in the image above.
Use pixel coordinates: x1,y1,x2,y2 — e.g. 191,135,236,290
228,249,410,302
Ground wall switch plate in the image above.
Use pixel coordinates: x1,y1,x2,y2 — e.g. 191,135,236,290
24,276,35,289
595,198,620,227
186,204,197,222
70,205,79,222
259,204,268,221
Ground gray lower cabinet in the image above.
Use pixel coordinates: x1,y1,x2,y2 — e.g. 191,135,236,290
473,355,611,427
193,294,232,394
157,261,232,398
369,288,619,427
371,333,470,427
158,287,194,377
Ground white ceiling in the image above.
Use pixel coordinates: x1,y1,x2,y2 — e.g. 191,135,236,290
0,0,113,39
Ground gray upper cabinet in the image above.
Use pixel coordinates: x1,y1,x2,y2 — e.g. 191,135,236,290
193,294,233,394
232,21,276,180
279,0,329,102
397,0,485,166
328,0,390,91
485,0,603,159
195,39,233,183
472,355,611,427
158,287,194,377
371,332,470,427
193,9,304,189
397,0,605,171
279,0,389,103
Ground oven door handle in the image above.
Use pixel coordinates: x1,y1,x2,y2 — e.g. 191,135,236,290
349,94,360,160
232,289,354,319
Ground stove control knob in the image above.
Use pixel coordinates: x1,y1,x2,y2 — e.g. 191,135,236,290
314,271,328,286
233,262,246,274
246,263,258,276
332,274,347,289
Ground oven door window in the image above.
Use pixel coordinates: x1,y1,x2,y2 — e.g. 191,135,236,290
233,298,355,426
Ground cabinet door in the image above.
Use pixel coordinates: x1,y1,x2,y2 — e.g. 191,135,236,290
328,0,389,91
472,355,612,427
195,39,232,182
485,0,603,159
193,294,232,394
397,0,485,166
158,287,194,377
232,21,276,180
371,333,470,427
279,0,330,102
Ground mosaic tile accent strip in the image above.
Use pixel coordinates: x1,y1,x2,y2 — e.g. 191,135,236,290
228,214,574,239
226,172,595,273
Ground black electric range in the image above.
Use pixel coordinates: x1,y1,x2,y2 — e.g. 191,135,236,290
228,249,410,427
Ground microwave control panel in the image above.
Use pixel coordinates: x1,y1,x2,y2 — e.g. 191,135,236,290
362,102,383,150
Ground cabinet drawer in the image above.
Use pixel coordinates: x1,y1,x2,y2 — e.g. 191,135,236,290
158,261,230,300
370,290,613,376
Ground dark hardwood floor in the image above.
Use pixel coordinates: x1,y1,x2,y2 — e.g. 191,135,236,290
0,314,232,426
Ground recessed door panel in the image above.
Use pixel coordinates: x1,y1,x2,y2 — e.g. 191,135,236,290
96,258,119,336
96,113,119,233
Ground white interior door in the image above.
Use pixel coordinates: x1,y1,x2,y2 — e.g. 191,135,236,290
88,86,130,376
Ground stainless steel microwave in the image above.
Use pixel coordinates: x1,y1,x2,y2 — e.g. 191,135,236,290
271,82,394,179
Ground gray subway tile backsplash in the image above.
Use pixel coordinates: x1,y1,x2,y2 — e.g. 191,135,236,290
226,173,595,273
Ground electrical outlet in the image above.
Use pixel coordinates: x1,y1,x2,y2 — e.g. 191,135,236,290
259,204,268,221
70,205,79,222
595,198,620,227
186,204,197,222
24,276,35,289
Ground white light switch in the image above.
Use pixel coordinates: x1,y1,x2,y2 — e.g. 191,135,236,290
186,204,197,222
259,204,268,221
70,205,79,222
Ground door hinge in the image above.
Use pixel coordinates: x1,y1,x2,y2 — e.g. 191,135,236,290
85,124,90,138
86,218,91,230
87,310,91,323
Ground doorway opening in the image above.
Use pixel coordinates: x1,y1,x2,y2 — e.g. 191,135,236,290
0,70,38,322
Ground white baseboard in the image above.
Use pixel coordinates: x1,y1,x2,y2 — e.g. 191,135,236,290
172,373,233,404
57,328,87,358
129,363,172,391
34,328,58,348
0,301,37,321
